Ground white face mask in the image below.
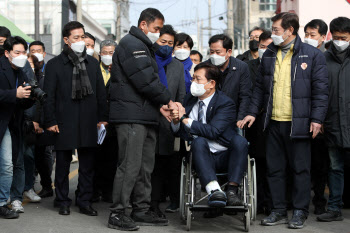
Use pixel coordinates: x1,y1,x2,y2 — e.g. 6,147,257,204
174,49,190,61
86,48,94,56
304,38,320,48
333,40,350,51
271,31,289,46
69,40,86,53
258,48,266,59
101,55,113,66
145,25,160,44
33,53,44,62
9,54,27,68
190,81,210,97
210,53,228,66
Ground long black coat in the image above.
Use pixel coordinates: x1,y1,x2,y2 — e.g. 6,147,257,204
43,52,108,150
0,56,34,161
156,58,186,155
248,34,328,138
324,45,350,148
109,26,171,125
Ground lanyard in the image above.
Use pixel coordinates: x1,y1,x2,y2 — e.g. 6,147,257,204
42,63,45,72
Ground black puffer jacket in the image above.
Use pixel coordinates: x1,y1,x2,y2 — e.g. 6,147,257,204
109,26,171,125
248,34,328,139
324,44,350,148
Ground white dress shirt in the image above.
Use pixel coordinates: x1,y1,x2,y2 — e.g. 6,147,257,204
171,93,228,153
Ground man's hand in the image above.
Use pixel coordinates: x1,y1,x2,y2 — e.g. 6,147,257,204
175,102,186,119
16,84,31,99
238,115,256,128
160,105,172,122
47,125,59,133
310,122,322,139
33,122,44,134
237,120,244,129
97,121,108,129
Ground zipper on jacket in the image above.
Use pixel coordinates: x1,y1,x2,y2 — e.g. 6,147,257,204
290,58,298,136
263,47,276,131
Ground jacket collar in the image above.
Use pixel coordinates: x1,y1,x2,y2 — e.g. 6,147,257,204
129,26,153,49
0,55,18,89
60,49,90,65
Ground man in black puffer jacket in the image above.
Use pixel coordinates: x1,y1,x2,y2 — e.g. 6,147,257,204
240,12,328,229
317,17,350,223
108,8,174,231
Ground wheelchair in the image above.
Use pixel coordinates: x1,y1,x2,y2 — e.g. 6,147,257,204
179,135,257,232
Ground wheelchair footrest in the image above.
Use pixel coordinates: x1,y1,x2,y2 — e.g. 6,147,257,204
190,204,248,212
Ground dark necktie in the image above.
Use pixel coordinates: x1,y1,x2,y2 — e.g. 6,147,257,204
198,101,205,124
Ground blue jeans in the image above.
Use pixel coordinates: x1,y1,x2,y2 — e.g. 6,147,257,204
10,141,25,202
328,147,345,211
0,128,13,206
23,143,35,191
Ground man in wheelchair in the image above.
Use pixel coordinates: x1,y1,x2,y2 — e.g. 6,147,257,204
171,62,248,208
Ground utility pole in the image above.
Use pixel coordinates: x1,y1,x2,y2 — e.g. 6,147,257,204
227,0,234,46
34,0,39,40
244,0,249,51
77,0,82,22
208,0,212,38
62,0,69,49
116,0,121,43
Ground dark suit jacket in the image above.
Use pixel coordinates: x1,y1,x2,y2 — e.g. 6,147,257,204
43,52,108,150
206,57,252,121
0,56,34,161
178,90,237,147
247,58,260,92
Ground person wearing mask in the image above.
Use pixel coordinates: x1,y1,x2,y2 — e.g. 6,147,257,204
170,63,248,209
0,36,34,218
237,27,265,62
44,21,108,216
0,26,11,57
246,31,273,216
240,12,328,229
173,33,195,93
28,41,55,199
150,25,186,219
303,19,330,215
92,39,118,203
207,34,251,127
108,8,174,231
304,19,328,52
190,50,203,65
84,32,99,61
317,17,350,222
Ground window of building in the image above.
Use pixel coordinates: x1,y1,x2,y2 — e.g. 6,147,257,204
102,24,112,34
259,0,277,11
259,17,272,29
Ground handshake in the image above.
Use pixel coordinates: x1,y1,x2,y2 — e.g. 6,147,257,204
160,100,186,124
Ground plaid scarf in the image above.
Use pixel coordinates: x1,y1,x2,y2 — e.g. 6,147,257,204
63,44,94,100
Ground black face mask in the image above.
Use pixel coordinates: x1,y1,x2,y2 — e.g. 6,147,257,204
249,40,259,52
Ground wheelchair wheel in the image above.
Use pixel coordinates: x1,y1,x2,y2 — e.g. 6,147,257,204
244,208,250,232
180,157,186,221
186,207,192,231
251,158,257,221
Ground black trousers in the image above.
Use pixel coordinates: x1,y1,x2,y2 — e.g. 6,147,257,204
35,145,54,190
246,114,272,211
93,136,118,197
151,153,182,205
55,148,95,207
311,137,329,208
266,120,311,214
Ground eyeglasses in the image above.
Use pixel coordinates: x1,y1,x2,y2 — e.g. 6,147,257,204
101,51,114,55
249,35,260,40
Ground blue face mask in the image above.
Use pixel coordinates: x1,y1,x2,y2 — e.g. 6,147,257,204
156,45,173,58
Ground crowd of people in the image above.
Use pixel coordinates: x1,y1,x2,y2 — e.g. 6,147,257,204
0,7,349,231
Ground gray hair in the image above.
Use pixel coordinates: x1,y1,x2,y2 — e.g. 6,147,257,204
100,40,117,51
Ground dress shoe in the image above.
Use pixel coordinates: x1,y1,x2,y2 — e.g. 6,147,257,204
38,188,53,198
79,205,98,216
208,189,227,207
59,206,70,215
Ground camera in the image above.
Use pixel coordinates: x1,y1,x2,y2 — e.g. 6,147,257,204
22,80,47,103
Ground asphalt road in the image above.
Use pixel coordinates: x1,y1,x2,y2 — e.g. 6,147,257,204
1,162,349,233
